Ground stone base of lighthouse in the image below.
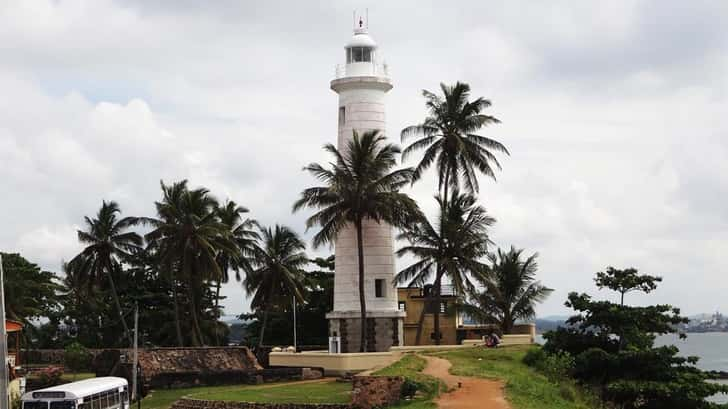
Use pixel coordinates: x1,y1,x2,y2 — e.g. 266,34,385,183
327,311,405,353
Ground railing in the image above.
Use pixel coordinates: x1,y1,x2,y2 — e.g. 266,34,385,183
334,62,390,79
411,284,456,298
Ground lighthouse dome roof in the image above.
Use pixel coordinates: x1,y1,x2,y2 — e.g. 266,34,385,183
345,29,378,49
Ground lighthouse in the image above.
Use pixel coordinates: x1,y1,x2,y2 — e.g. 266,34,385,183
326,18,405,353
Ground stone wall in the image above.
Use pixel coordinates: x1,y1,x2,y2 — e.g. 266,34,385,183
22,349,104,368
351,376,403,409
98,347,320,395
331,317,401,353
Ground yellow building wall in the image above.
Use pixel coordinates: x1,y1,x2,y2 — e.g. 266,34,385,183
398,288,458,346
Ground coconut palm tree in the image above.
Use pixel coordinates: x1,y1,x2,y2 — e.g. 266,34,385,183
458,246,553,334
401,81,508,202
144,180,239,346
214,202,258,307
396,192,495,344
244,224,307,349
69,201,142,345
293,130,421,352
400,82,508,343
213,200,259,344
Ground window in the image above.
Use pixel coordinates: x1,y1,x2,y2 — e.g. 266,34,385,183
338,106,345,127
347,47,373,63
398,301,406,312
50,401,75,409
375,279,386,298
425,301,448,314
23,402,48,409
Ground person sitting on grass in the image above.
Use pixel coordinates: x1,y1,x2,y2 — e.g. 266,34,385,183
485,331,501,348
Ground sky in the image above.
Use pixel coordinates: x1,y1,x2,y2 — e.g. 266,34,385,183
1,1,727,318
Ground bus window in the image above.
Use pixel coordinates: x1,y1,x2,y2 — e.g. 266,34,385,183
50,401,75,409
23,402,48,409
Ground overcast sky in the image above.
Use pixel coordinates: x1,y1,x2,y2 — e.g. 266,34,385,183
1,1,727,318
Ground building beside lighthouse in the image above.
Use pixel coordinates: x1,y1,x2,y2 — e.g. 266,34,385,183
326,20,406,353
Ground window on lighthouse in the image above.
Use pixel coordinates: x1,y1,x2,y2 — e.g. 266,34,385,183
346,47,373,63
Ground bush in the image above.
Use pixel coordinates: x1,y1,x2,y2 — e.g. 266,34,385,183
400,378,419,399
37,366,64,387
541,350,575,380
523,347,546,367
523,347,574,381
65,342,92,374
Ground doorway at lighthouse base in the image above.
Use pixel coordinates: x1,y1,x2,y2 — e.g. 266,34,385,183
327,311,405,353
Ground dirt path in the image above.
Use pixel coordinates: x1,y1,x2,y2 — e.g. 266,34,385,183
422,355,510,409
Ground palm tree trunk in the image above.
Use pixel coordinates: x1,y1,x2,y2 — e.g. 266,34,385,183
430,168,451,346
214,279,222,346
171,269,184,346
105,266,132,345
257,305,270,350
187,283,203,346
433,269,443,345
355,218,368,352
413,300,427,345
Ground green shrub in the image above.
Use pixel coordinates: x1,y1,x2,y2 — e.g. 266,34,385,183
64,342,92,375
558,384,576,402
400,378,419,399
523,347,575,381
522,347,546,367
37,366,64,387
541,350,575,380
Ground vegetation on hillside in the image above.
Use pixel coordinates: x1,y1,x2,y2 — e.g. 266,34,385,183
540,268,728,408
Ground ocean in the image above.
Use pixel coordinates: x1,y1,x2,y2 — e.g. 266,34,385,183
535,332,728,404
655,333,728,404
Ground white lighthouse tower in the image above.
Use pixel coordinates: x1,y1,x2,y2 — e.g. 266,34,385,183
326,18,405,353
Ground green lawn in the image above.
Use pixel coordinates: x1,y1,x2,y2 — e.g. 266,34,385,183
436,346,601,409
373,354,443,409
141,381,351,409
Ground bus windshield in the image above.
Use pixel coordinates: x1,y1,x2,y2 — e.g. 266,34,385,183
23,402,48,409
50,401,76,409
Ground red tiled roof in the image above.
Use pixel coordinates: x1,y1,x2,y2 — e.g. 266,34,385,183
5,320,22,332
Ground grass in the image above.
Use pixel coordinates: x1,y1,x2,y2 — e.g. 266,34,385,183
373,353,443,409
60,372,96,382
141,381,351,409
436,346,602,409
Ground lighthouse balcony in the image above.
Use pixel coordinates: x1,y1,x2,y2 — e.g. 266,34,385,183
335,62,389,79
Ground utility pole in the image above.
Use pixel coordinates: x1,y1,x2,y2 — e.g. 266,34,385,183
292,295,297,352
131,304,139,403
1,254,9,409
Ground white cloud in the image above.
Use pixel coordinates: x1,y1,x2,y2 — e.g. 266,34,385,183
1,0,727,318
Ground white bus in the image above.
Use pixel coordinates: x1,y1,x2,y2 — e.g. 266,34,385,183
21,377,130,409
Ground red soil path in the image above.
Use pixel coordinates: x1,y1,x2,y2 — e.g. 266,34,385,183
422,355,511,409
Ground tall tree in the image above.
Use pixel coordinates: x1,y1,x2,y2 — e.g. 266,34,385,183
69,201,141,344
1,252,62,324
214,200,259,342
400,82,508,342
144,180,239,346
294,130,421,352
543,270,727,408
244,224,307,349
595,266,662,307
401,81,507,202
396,192,494,344
457,246,552,334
